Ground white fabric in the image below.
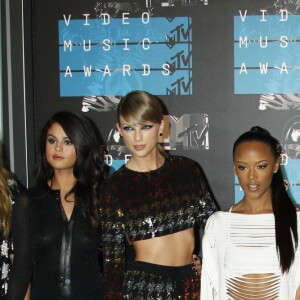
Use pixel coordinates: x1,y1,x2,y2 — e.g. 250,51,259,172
201,211,300,300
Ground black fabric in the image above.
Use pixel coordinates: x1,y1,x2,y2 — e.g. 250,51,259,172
101,155,217,299
7,185,103,300
58,205,74,300
123,261,199,299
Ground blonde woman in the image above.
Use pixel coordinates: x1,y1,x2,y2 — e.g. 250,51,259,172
101,90,217,299
0,166,23,299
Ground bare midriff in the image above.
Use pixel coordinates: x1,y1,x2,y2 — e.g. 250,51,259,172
132,227,194,266
226,273,280,300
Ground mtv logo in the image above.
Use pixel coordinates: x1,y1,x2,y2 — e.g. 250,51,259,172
176,113,209,150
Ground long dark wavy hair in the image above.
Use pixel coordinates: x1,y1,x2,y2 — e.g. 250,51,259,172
35,111,109,230
233,126,298,273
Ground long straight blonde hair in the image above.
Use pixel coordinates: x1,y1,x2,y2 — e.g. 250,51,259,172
0,167,14,239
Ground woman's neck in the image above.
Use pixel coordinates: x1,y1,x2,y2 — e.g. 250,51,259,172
49,170,76,192
127,152,165,172
235,198,273,214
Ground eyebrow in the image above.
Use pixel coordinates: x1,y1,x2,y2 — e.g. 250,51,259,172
47,133,69,140
121,121,154,126
235,160,269,164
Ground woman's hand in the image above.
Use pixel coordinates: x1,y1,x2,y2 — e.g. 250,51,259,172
192,254,202,276
24,284,31,300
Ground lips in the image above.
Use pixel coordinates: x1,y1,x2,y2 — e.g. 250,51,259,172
133,145,145,151
248,184,259,191
53,155,64,160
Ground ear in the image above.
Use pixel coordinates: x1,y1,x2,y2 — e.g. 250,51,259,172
274,160,280,174
233,166,237,175
116,123,121,132
159,119,165,135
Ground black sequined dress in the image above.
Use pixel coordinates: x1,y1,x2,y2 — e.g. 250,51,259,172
101,155,217,299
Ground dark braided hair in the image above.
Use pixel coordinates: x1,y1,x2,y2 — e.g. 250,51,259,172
233,126,298,273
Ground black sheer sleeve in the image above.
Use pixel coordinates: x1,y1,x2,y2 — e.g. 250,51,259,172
7,191,32,300
193,162,218,231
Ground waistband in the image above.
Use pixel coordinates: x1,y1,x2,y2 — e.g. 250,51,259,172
127,261,194,280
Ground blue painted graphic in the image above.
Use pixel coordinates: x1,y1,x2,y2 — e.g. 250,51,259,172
234,175,244,203
234,14,300,94
58,16,192,96
284,159,300,204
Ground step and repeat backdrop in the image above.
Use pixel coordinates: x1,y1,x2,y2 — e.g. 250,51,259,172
31,0,300,208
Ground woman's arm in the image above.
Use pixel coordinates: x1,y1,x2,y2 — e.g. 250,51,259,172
296,285,300,300
194,163,218,230
100,185,125,300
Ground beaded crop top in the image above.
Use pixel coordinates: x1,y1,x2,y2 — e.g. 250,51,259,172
100,155,217,299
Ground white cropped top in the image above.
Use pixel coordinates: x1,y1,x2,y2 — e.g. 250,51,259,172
201,210,300,300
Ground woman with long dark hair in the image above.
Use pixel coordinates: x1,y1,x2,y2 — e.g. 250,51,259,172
7,111,108,300
201,126,300,299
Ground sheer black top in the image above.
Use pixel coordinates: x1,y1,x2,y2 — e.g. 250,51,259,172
7,185,103,300
100,155,217,299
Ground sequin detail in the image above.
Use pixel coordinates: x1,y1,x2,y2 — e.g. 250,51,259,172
123,262,200,299
0,179,22,297
101,155,217,299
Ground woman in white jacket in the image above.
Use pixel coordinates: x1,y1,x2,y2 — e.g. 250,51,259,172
201,126,300,300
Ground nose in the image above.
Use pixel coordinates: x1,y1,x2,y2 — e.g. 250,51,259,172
248,168,257,180
134,129,142,142
55,142,63,152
